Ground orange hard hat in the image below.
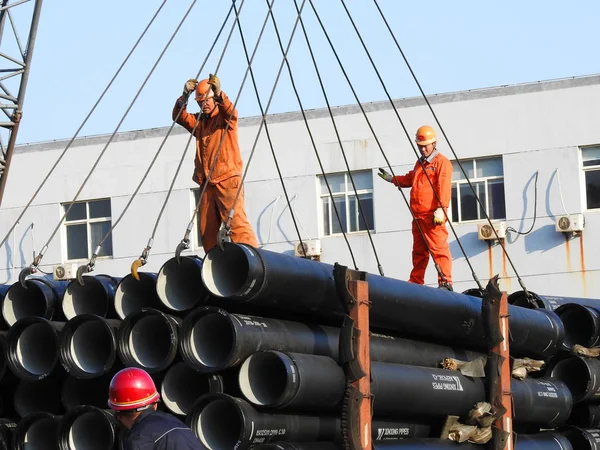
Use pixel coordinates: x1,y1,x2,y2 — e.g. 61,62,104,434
107,367,160,411
415,125,437,146
195,79,214,102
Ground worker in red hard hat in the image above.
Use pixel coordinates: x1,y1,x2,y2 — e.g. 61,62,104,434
378,125,453,290
173,74,257,253
107,367,203,449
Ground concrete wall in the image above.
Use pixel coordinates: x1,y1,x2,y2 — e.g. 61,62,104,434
2,75,600,297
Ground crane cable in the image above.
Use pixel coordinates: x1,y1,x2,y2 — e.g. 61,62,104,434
94,1,243,282
372,0,529,296
246,0,364,270
306,0,448,282
0,0,168,253
294,0,384,273
215,0,344,266
17,0,198,287
339,0,482,289
232,1,313,261
174,0,283,261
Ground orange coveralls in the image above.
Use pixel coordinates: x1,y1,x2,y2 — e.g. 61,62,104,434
173,91,257,253
392,149,453,285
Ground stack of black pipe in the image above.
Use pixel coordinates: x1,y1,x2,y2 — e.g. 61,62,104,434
0,244,598,449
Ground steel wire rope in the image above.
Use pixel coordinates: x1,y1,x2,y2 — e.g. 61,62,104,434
86,1,242,277
176,0,282,258
338,0,482,289
372,0,530,295
232,1,310,259
304,0,446,282
218,0,361,269
294,0,386,275
0,0,168,252
258,0,364,268
17,0,198,284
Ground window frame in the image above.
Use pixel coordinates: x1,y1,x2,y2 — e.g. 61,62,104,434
582,146,600,211
450,157,505,223
62,199,113,261
318,170,374,237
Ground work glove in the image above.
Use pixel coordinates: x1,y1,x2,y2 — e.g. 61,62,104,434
182,78,197,96
377,168,393,183
208,73,221,97
433,207,445,225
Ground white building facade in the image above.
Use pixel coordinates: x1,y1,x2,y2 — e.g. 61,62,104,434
1,74,600,298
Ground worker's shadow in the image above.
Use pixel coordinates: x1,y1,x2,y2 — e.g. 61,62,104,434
1,224,31,284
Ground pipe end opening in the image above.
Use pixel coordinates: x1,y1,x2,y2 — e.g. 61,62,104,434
239,351,292,407
202,244,251,298
114,273,156,319
195,398,242,450
188,313,234,371
156,257,206,312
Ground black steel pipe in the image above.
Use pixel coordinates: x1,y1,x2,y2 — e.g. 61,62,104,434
252,443,339,450
13,412,59,450
188,393,433,450
0,285,10,331
239,350,571,426
59,314,120,379
56,406,121,450
117,308,181,373
239,351,346,411
180,307,338,373
5,317,64,380
62,274,120,320
180,306,484,373
1,278,67,326
61,374,115,410
372,433,574,449
554,303,600,350
0,331,6,380
156,256,209,312
160,362,225,416
563,426,600,450
114,272,162,320
547,354,600,403
568,404,600,428
201,243,563,359
373,441,478,450
509,290,600,311
14,376,64,417
187,393,339,450
511,377,572,428
0,419,15,450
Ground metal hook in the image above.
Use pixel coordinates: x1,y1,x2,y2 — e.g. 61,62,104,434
18,266,36,288
175,239,190,264
76,264,91,286
217,223,232,251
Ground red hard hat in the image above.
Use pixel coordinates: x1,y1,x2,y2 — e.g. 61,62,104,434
107,367,160,411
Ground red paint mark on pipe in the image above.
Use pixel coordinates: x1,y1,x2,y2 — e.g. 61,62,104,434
501,245,512,293
579,234,587,297
488,244,494,280
565,235,572,273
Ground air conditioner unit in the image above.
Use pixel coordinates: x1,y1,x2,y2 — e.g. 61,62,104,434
53,263,79,281
555,213,585,234
477,222,506,241
294,239,322,258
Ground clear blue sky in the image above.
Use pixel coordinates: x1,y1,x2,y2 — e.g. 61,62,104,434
14,0,600,145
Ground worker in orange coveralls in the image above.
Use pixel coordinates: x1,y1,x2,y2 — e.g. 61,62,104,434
378,125,453,290
173,74,257,253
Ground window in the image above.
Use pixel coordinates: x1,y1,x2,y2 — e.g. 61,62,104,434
319,170,374,236
583,146,600,210
63,199,113,260
450,157,505,222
